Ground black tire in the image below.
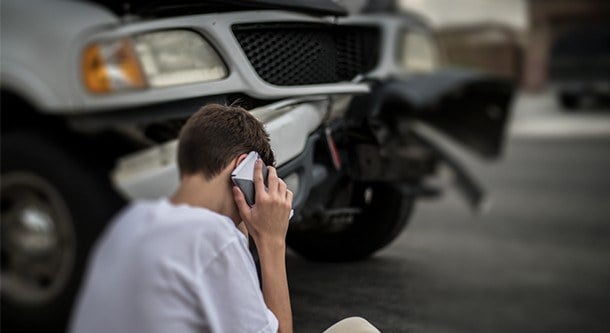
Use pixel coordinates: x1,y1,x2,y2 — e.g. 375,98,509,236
559,92,580,110
1,131,124,333
287,180,414,262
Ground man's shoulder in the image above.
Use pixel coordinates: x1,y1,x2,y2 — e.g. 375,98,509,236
158,199,237,235
121,199,232,230
104,199,242,257
136,199,244,253
97,199,246,276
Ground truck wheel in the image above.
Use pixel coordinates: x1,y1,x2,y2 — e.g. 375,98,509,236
287,181,414,262
1,131,123,332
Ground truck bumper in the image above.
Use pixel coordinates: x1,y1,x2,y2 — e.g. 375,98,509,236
111,97,330,203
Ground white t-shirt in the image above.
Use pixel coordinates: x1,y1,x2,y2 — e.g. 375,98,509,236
69,199,278,333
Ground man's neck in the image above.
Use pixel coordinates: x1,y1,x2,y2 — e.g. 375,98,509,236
170,173,234,222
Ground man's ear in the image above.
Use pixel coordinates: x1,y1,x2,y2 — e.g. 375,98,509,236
233,153,249,169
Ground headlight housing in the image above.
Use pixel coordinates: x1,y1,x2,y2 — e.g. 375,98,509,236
399,31,440,73
82,30,227,94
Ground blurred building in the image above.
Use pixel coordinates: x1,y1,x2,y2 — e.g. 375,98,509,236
436,23,524,82
399,0,527,29
399,0,526,84
524,0,610,91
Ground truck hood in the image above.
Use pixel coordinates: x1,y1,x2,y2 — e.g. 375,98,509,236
90,0,348,17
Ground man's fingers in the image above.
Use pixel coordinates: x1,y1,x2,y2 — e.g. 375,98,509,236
253,159,266,198
278,178,287,196
232,186,251,217
267,166,279,195
286,190,293,205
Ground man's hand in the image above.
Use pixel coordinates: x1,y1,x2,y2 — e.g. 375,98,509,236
232,158,294,333
232,159,293,247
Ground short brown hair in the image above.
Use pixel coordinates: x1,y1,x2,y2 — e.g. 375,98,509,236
177,104,274,179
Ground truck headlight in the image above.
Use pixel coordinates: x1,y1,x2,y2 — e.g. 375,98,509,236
82,30,227,94
399,31,440,73
133,30,227,88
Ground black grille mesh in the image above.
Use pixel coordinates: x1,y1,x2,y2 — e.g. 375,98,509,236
232,23,380,86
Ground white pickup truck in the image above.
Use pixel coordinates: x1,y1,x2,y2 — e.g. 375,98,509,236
1,0,513,331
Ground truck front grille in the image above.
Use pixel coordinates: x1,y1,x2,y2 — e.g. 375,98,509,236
232,23,380,86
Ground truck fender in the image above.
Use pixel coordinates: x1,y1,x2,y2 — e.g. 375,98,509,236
349,69,514,158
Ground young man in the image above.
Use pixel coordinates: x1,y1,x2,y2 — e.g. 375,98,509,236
70,104,381,333
70,104,292,333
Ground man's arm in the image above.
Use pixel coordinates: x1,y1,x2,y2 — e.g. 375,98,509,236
256,237,291,333
233,159,293,333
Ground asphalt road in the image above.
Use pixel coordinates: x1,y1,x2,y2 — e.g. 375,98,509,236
287,93,610,332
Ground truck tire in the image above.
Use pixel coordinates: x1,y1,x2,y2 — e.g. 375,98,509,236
1,131,124,332
287,181,414,262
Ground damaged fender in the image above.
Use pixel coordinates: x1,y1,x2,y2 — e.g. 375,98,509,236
349,69,514,158
345,69,514,211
